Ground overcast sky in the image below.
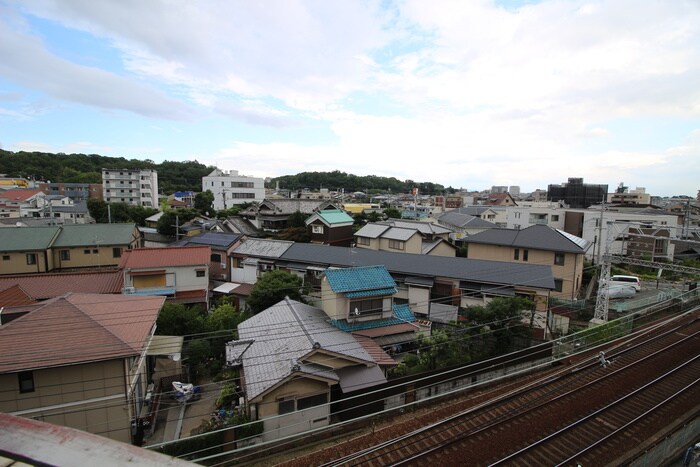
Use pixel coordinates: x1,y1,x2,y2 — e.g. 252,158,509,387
1,0,698,196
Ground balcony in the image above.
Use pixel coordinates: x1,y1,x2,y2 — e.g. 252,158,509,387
123,286,176,296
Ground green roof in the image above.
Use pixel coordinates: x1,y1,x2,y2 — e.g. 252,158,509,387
0,227,61,252
315,209,354,225
52,224,138,247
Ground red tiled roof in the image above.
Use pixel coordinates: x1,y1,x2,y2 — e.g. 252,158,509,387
0,293,165,373
119,246,211,269
0,284,36,307
0,189,43,202
353,335,397,367
0,271,123,300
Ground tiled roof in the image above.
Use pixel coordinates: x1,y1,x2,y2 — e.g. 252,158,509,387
354,224,390,239
280,243,555,289
52,223,139,247
0,284,36,307
325,265,396,294
235,298,377,401
438,211,497,228
0,293,164,373
0,226,61,251
352,335,397,367
330,303,417,332
0,189,43,202
466,224,591,253
312,209,354,226
381,227,417,241
0,271,123,299
378,220,453,236
119,245,211,269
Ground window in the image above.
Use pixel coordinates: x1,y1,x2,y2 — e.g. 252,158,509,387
60,250,70,261
297,393,327,410
196,270,206,278
551,215,559,222
92,249,98,254
523,250,529,261
312,225,324,234
113,248,122,258
350,298,384,317
514,249,519,260
234,258,244,269
356,236,370,246
211,253,222,263
554,253,565,266
388,239,404,250
18,371,34,393
2,255,9,261
278,398,295,414
26,253,36,265
554,279,563,292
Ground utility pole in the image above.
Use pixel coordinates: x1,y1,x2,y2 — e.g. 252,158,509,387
596,200,605,265
172,215,181,240
108,203,112,224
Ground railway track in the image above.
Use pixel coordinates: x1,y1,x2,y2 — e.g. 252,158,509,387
319,312,700,466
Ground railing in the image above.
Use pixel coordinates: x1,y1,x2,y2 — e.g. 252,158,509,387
124,286,177,296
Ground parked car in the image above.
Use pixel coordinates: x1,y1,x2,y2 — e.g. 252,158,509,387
609,275,641,292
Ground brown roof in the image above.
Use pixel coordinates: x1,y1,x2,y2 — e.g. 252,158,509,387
0,284,36,307
0,271,123,300
0,293,165,373
119,246,211,269
353,335,397,367
351,323,418,338
0,189,43,202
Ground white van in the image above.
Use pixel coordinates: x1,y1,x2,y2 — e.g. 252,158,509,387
610,275,641,292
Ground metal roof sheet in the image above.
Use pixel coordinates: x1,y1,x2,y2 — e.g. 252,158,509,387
232,238,293,258
354,224,390,239
381,227,417,241
119,245,210,269
280,244,555,289
0,226,60,251
330,303,416,332
0,270,123,299
313,209,354,225
52,223,139,247
170,232,243,248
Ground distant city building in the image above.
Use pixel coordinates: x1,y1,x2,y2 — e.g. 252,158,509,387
509,186,520,197
547,177,608,209
202,169,265,210
0,176,29,191
490,185,508,194
102,168,158,208
608,184,650,205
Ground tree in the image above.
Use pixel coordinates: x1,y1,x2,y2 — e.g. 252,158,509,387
195,190,214,215
156,303,206,336
383,208,401,219
246,270,305,314
157,208,199,237
287,210,307,228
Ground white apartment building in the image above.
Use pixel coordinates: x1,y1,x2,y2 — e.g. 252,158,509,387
505,205,680,263
202,169,265,210
102,168,158,208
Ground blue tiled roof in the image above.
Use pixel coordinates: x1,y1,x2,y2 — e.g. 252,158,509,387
325,266,396,293
345,287,397,298
330,303,416,332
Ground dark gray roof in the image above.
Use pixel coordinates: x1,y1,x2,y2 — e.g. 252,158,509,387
171,232,243,249
438,211,497,228
280,243,554,289
377,220,453,236
232,237,293,259
465,224,591,253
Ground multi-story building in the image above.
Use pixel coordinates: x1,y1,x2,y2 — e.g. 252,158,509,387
102,169,158,208
37,182,103,203
202,169,265,210
547,177,608,209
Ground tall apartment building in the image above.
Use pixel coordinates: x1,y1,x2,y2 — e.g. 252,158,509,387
102,168,158,208
202,169,265,210
38,182,103,202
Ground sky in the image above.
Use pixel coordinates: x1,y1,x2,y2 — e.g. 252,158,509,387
0,0,698,197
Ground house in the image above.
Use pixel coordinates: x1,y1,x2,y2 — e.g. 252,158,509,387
354,221,456,256
0,224,141,275
0,293,166,444
277,243,555,315
171,232,244,282
119,245,211,308
230,238,294,284
0,189,46,218
484,192,517,206
37,182,103,203
0,270,123,303
305,209,354,247
464,224,591,299
321,266,424,347
242,199,339,231
226,297,392,441
437,210,500,243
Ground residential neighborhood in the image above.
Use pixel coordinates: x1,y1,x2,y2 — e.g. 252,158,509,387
0,164,698,464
